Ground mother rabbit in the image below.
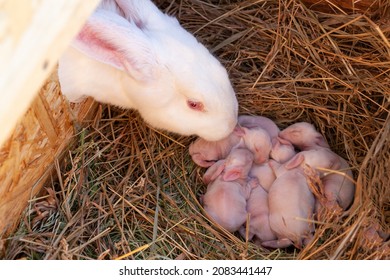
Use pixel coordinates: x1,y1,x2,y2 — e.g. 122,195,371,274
58,0,238,141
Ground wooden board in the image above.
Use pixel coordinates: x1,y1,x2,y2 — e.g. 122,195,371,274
0,72,99,237
0,0,100,237
0,0,99,149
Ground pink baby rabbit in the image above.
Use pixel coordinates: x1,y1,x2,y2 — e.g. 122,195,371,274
238,126,272,164
279,122,329,151
59,0,238,141
189,129,241,168
263,160,315,249
201,148,255,232
249,162,275,192
238,115,280,139
270,136,296,163
221,148,255,182
285,149,355,210
239,184,276,243
280,122,354,210
248,136,295,193
190,125,271,167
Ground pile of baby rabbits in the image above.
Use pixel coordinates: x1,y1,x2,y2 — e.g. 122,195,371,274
189,115,355,249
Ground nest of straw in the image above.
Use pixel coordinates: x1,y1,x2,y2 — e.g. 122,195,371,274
3,0,390,259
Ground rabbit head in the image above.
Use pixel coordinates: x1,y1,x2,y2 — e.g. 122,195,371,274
278,122,329,150
58,0,238,141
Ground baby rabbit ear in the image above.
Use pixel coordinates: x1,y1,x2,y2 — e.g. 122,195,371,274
203,160,226,184
72,8,158,82
223,167,243,182
268,160,280,173
271,138,280,149
277,136,293,146
285,153,304,170
314,135,329,148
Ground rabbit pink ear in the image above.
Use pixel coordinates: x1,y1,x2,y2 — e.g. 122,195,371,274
223,167,242,181
203,160,226,184
277,136,293,146
191,155,215,168
285,153,304,170
268,160,280,174
314,135,329,148
233,125,246,137
72,9,158,82
271,138,280,149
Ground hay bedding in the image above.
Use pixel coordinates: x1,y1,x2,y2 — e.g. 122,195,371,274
3,0,390,259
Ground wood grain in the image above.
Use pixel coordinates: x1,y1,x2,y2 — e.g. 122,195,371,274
0,0,100,237
0,0,99,149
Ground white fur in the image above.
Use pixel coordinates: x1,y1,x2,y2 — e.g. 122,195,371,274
58,0,238,141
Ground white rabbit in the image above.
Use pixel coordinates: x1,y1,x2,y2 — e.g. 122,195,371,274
58,0,238,141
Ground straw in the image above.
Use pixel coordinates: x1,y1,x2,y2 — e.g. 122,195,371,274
3,0,389,259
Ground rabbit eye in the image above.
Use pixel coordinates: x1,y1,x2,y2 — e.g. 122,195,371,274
187,100,205,112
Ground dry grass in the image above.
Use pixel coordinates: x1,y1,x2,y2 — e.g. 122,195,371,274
3,0,390,259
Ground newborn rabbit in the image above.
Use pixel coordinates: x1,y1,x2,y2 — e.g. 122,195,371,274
269,136,296,163
221,147,255,182
201,148,254,185
238,126,272,164
189,128,241,168
263,160,315,249
279,122,329,151
201,148,255,232
58,0,238,141
239,184,276,243
249,162,275,192
286,149,355,210
190,125,271,167
238,115,280,139
279,121,354,210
